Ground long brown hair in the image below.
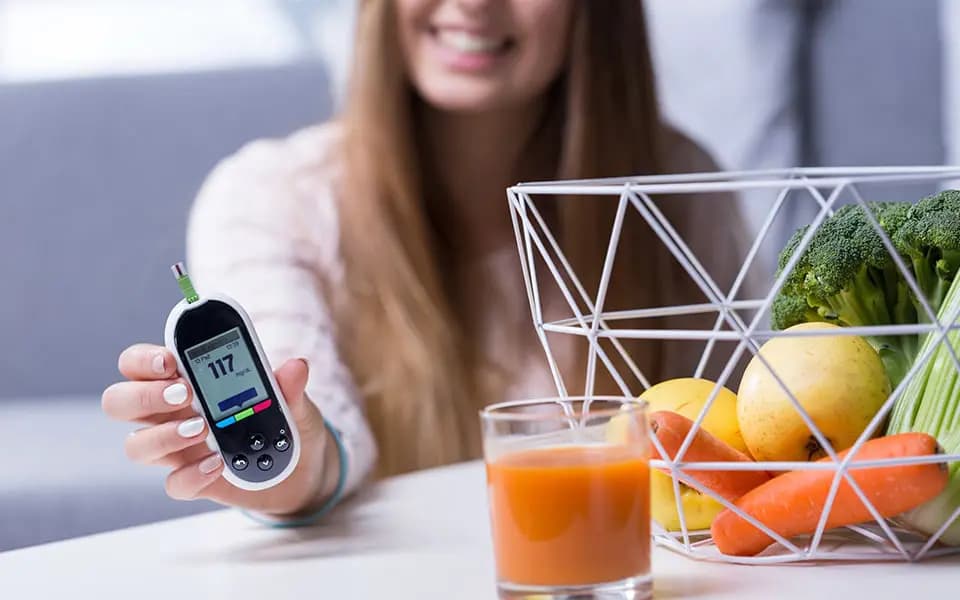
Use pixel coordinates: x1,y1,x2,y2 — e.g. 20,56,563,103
335,1,675,476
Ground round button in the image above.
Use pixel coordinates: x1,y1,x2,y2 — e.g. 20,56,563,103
257,454,273,471
232,454,249,471
274,435,290,452
248,434,265,452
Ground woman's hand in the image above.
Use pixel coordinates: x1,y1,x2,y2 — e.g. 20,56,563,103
102,344,341,518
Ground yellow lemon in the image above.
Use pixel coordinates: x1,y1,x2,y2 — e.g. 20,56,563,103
607,378,745,531
641,378,747,454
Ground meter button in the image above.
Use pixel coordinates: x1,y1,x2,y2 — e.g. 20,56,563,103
233,407,255,422
248,434,265,451
257,454,273,471
274,435,290,452
232,454,249,471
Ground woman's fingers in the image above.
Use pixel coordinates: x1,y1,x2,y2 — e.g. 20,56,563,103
102,379,193,421
148,442,215,469
118,344,178,381
162,359,324,507
125,416,210,465
165,453,225,500
111,355,327,508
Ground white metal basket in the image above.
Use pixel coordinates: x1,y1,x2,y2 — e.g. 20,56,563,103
507,167,960,564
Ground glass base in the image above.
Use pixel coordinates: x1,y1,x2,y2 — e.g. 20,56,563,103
497,574,652,600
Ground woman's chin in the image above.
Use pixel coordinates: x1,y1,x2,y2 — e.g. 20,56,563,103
415,82,521,114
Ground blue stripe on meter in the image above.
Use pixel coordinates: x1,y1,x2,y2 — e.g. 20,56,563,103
215,415,236,429
217,387,257,412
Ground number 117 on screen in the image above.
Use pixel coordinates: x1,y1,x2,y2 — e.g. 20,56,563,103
207,354,234,379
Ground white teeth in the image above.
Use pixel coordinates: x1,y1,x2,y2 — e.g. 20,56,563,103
436,30,504,53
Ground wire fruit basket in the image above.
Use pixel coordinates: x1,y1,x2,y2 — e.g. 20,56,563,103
507,167,960,564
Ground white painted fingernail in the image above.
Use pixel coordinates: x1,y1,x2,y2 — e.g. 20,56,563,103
177,417,205,438
199,454,222,474
152,352,166,375
163,383,189,405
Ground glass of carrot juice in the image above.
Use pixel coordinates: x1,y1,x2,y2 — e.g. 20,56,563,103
481,397,651,600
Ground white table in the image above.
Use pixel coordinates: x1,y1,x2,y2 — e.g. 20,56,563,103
1,461,957,599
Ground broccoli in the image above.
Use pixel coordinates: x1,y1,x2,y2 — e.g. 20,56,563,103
772,202,917,387
770,224,822,329
892,190,960,321
771,291,821,332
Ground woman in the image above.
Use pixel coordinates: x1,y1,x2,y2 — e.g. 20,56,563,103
101,0,745,520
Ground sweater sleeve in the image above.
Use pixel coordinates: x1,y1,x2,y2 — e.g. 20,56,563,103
184,128,376,496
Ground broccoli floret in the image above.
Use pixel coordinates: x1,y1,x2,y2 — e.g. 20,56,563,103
772,202,917,387
771,292,822,330
893,190,960,320
771,225,832,330
871,201,917,329
874,201,912,234
775,224,808,283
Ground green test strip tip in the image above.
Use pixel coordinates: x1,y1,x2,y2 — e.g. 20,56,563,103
171,262,199,304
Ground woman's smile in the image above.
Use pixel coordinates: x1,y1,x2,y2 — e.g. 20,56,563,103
398,0,571,112
427,25,515,73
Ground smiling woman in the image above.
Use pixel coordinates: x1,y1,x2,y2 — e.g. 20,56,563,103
101,0,750,524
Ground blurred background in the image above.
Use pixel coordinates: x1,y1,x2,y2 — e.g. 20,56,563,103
0,0,956,551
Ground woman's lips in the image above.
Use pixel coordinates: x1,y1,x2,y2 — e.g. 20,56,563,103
429,27,513,72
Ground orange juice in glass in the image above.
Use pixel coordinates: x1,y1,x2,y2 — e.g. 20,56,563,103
481,398,651,600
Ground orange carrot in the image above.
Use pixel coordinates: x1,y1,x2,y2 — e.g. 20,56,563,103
650,411,771,502
710,432,948,556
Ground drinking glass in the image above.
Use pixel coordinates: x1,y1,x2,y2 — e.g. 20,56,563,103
481,397,651,600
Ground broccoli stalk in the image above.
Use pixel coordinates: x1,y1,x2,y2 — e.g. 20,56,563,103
772,203,917,387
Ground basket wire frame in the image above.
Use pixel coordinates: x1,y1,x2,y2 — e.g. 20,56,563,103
507,166,960,564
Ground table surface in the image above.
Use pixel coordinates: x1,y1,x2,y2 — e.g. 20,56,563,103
2,461,959,599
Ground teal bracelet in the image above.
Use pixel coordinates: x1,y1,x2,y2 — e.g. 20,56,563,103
241,418,349,528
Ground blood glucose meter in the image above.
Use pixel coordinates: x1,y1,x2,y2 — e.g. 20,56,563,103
164,262,300,490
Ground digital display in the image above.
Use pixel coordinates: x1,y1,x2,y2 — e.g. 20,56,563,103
185,328,267,423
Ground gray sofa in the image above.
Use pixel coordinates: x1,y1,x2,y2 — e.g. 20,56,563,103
0,1,946,552
0,63,332,550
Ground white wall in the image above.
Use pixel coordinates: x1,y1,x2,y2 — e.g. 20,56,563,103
0,0,354,82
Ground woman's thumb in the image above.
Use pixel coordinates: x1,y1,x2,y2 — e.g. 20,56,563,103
274,358,311,422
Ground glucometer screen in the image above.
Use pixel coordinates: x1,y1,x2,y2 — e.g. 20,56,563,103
185,327,268,424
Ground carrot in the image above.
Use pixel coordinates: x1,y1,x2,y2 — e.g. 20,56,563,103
710,432,948,556
650,411,771,502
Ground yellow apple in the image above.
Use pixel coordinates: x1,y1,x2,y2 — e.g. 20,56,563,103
737,322,891,462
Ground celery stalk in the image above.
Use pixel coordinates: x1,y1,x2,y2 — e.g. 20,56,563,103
887,273,960,544
900,431,960,545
